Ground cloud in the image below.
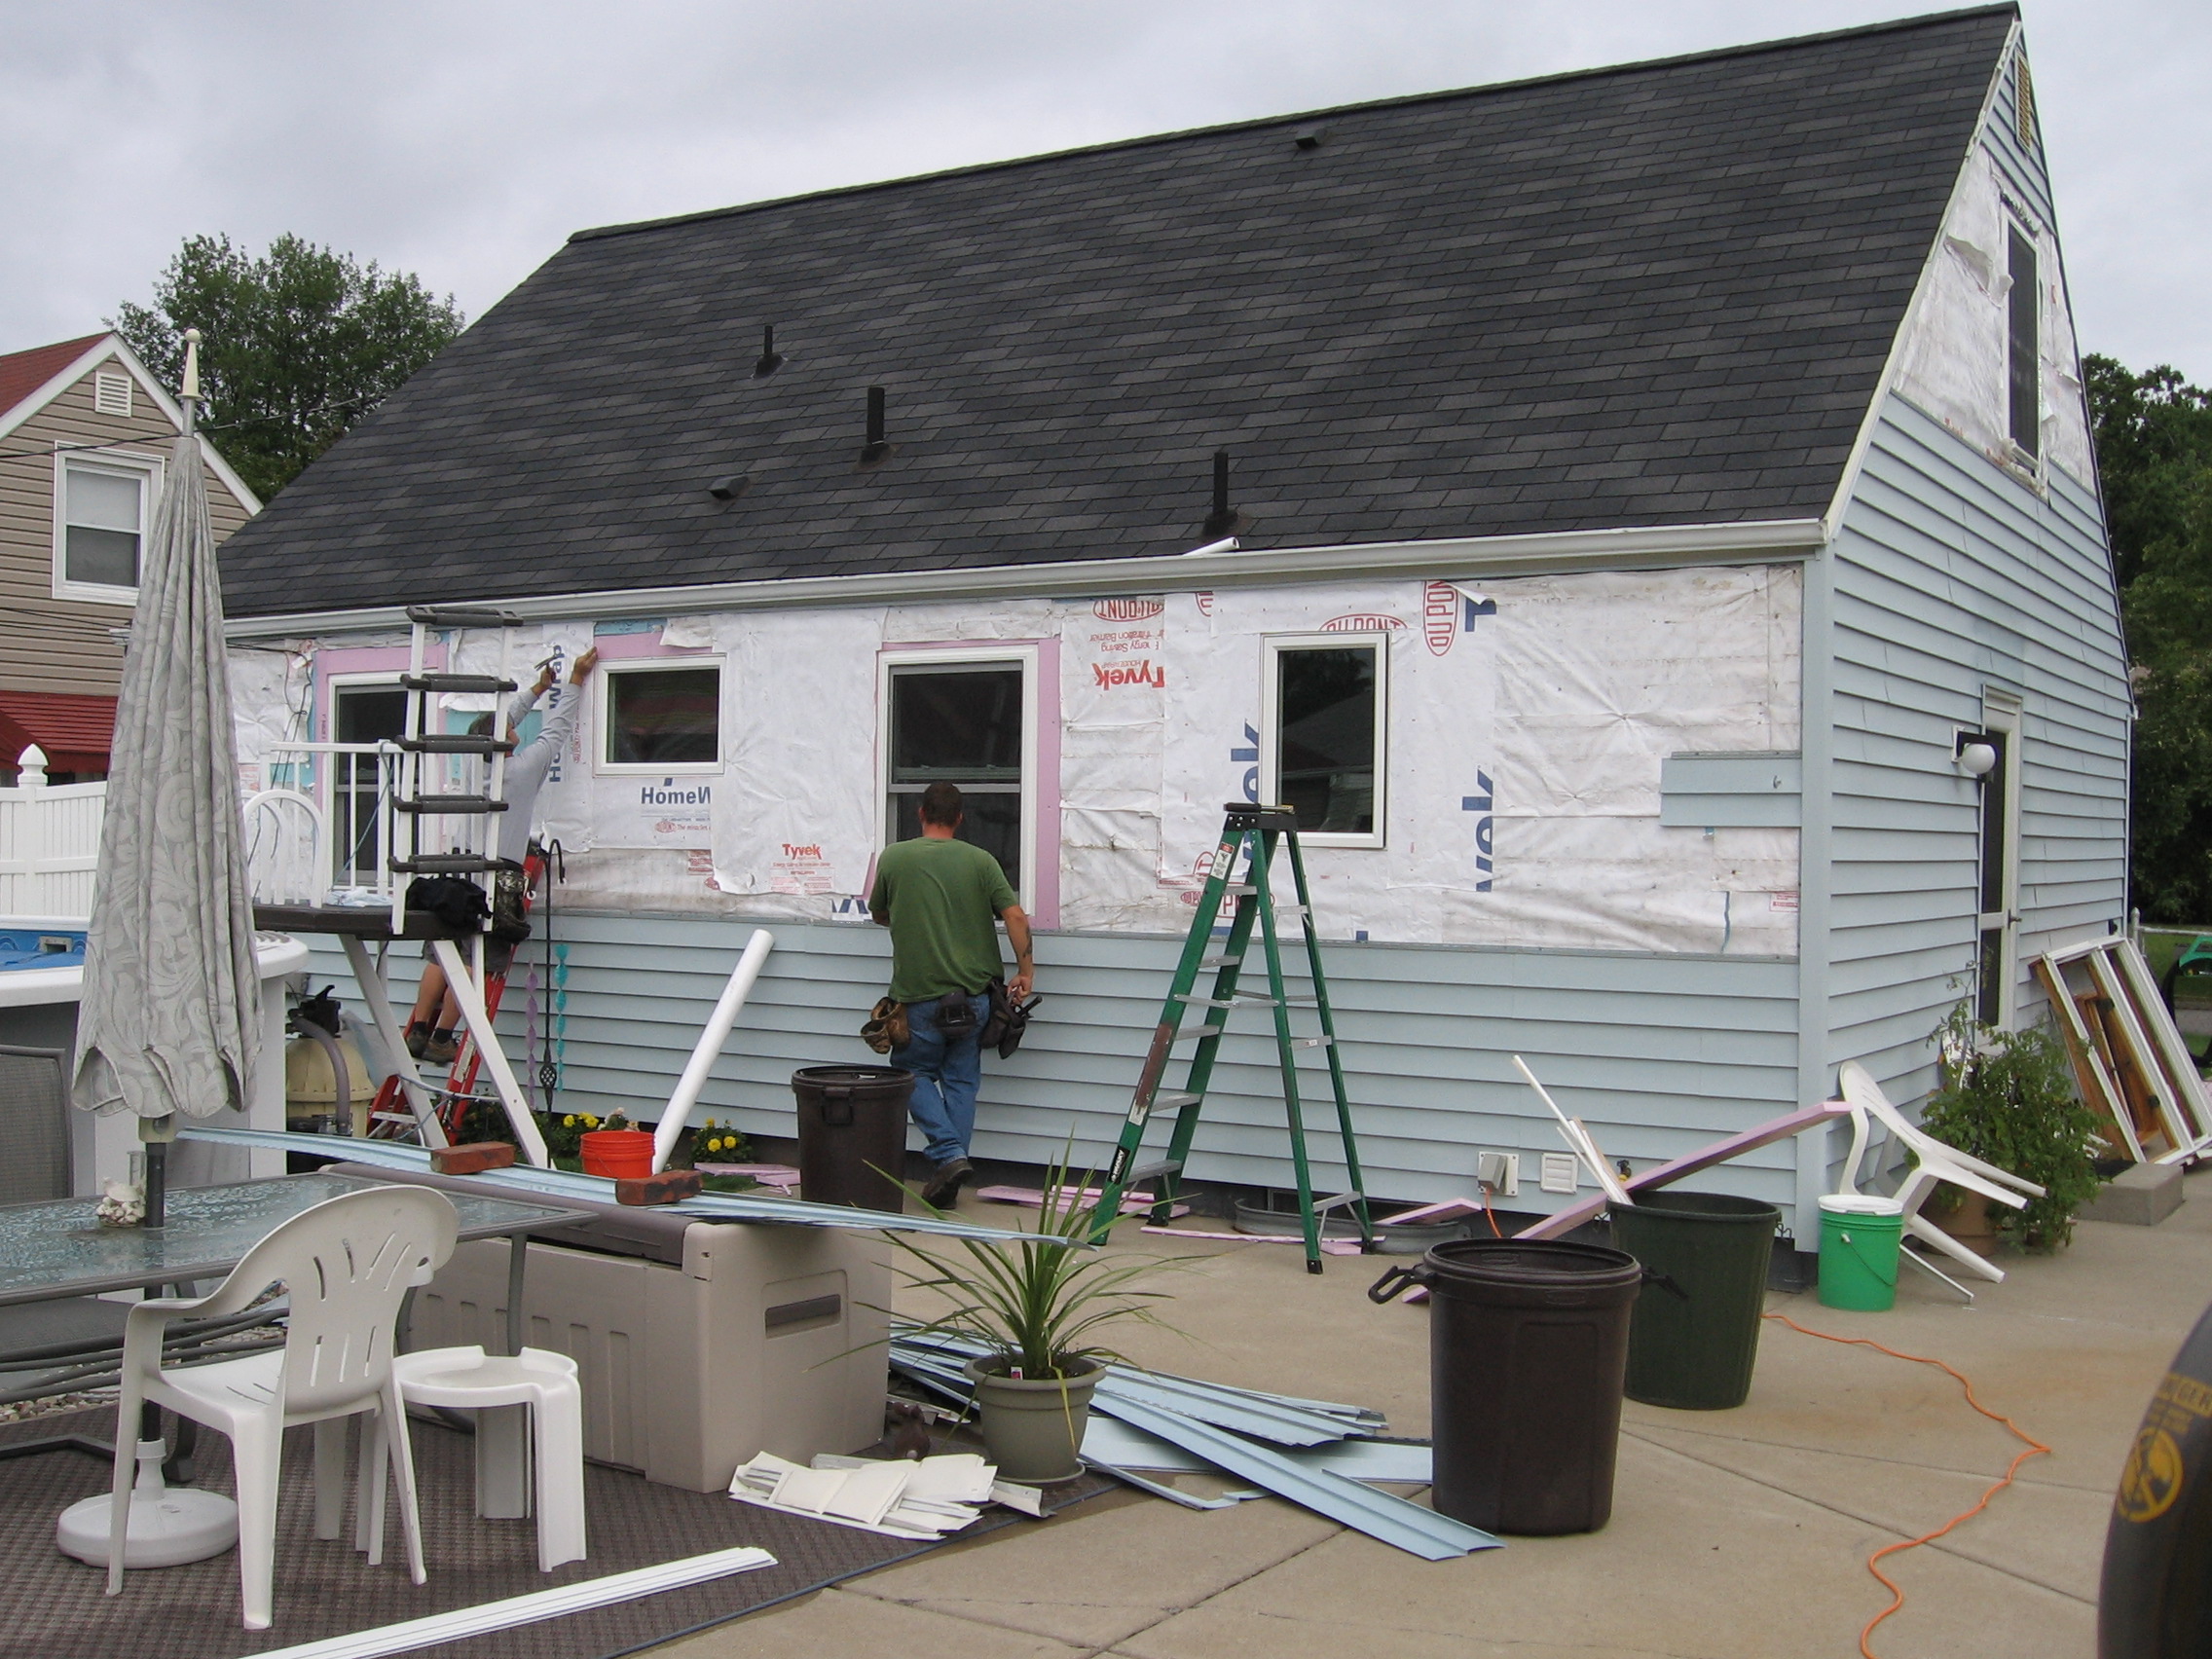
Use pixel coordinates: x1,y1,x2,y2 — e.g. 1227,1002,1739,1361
2,0,2205,380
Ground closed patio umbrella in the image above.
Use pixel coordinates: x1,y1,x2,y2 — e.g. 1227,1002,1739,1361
71,330,259,1225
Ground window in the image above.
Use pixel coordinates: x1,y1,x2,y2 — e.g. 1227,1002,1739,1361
883,657,1029,890
597,661,721,771
93,371,132,418
1972,697,2022,1026
331,681,407,887
1261,636,1386,847
2007,223,2040,461
54,454,159,600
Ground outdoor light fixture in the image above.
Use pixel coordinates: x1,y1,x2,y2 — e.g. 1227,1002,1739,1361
1955,735,1999,778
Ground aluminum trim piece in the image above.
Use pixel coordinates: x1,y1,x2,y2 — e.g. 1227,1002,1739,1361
179,1127,1063,1245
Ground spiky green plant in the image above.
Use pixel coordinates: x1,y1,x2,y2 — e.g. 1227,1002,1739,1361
893,1162,1186,1381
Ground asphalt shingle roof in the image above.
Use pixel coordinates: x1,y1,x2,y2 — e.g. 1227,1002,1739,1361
219,7,2016,616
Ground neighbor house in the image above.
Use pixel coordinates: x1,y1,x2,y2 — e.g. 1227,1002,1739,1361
0,332,260,781
213,6,2124,1247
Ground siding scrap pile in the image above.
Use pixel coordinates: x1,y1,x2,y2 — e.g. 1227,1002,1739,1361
729,1450,1039,1540
889,1330,1499,1560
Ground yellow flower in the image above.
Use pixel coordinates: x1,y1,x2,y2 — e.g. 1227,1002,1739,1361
563,1115,575,1126
582,1115,599,1128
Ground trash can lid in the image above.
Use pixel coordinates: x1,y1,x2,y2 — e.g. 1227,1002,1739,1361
1818,1193,1903,1216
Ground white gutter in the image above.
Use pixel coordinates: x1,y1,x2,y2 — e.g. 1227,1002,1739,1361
225,517,1828,639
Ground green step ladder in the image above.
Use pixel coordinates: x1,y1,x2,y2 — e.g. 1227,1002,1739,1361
1091,802,1375,1272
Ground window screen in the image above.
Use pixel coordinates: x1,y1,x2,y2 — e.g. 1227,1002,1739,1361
1274,645,1378,835
333,684,407,885
606,667,720,765
63,463,143,588
886,663,1023,886
2007,226,2039,458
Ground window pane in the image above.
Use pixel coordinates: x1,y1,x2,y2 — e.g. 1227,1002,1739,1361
608,668,719,764
1276,646,1376,833
1975,730,2009,915
889,666,1023,782
65,525,139,588
2007,227,2039,456
887,788,1023,888
333,686,408,885
67,468,141,532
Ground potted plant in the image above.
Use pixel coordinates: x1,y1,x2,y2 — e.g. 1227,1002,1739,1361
895,1168,1181,1483
1922,1003,2104,1253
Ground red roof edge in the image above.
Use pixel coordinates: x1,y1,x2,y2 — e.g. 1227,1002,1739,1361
0,333,112,424
0,690,117,773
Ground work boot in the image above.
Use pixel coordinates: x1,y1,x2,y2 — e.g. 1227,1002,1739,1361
920,1157,974,1208
404,1020,432,1060
424,1029,460,1066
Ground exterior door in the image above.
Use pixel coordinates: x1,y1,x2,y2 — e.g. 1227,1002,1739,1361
1974,696,2023,1025
331,682,406,887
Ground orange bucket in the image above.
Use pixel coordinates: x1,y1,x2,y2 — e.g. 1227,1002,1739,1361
579,1128,655,1179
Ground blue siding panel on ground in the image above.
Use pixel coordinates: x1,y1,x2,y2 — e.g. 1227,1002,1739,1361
301,914,1809,1226
1823,391,2127,1116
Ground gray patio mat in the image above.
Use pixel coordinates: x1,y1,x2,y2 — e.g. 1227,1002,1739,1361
0,1406,1107,1659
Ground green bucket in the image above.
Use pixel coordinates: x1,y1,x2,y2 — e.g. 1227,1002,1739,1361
1817,1195,1904,1311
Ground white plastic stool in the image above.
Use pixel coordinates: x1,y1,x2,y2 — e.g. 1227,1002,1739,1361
363,1346,586,1571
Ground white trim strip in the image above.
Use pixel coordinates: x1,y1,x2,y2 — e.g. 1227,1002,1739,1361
225,516,1827,638
242,1545,777,1659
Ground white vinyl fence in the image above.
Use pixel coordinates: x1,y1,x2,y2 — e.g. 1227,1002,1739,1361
0,748,103,919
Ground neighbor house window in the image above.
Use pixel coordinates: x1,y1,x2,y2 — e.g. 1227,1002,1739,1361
883,656,1031,891
54,454,159,599
597,661,721,771
1261,635,1386,847
2007,222,2040,461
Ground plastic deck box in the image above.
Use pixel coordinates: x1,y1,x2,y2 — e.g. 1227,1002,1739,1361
333,1163,893,1493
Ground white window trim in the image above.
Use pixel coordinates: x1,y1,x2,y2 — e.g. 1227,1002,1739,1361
52,448,164,605
876,644,1040,912
323,673,407,889
1260,632,1390,850
593,655,725,776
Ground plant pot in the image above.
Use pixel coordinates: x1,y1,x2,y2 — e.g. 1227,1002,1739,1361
580,1129,654,1179
1927,1185,2001,1257
964,1357,1102,1483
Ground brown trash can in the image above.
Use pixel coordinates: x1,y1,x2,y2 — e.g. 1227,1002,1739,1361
1371,1237,1643,1534
792,1065,913,1212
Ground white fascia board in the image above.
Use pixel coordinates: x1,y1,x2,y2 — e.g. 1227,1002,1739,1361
0,333,265,516
224,516,1828,640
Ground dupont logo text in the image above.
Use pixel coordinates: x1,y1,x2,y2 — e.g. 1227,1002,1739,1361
1423,581,1457,655
1320,614,1405,633
1093,597,1165,622
1093,659,1165,689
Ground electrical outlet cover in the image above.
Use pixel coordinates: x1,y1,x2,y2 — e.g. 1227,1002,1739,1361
1539,1152,1580,1195
1476,1152,1521,1197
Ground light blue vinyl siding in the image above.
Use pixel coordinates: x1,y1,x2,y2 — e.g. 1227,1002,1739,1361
303,915,1806,1224
1822,394,2126,1113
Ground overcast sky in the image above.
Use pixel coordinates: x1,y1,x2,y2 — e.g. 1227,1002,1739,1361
3,1,2204,384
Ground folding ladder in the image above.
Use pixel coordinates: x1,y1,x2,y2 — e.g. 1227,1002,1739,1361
366,606,548,1162
1090,802,1374,1272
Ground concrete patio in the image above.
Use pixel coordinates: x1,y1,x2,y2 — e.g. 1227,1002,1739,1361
650,1173,2212,1659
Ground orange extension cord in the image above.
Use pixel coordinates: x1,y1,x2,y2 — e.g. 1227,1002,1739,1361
1762,1312,2053,1659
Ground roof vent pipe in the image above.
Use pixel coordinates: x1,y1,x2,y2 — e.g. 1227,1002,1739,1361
753,325,784,377
859,386,890,465
1201,449,1239,536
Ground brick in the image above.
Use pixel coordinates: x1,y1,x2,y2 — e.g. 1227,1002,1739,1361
429,1142,518,1176
615,1170,705,1206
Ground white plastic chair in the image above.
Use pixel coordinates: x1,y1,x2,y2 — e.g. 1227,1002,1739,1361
105,1187,461,1631
1834,1059,2046,1289
360,1346,587,1572
242,788,326,905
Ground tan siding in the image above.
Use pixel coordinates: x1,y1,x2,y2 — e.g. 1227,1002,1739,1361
0,362,256,697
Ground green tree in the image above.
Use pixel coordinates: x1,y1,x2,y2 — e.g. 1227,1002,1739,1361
112,234,463,501
2088,354,2212,921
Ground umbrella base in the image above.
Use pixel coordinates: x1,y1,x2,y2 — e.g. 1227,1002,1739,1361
55,1440,238,1567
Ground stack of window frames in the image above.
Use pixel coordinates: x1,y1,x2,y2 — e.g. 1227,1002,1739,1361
2033,938,2212,1164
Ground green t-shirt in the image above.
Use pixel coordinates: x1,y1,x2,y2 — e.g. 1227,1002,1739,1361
869,835,1018,1004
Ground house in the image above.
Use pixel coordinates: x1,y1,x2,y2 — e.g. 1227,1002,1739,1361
213,6,2123,1247
0,332,261,781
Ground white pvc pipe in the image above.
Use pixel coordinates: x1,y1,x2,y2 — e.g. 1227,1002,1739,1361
652,928,775,1172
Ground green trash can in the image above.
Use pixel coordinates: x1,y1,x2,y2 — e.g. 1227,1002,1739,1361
1609,1191,1780,1410
1817,1194,1904,1311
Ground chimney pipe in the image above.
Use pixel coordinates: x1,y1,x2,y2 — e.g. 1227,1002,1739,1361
1201,449,1238,536
860,386,890,464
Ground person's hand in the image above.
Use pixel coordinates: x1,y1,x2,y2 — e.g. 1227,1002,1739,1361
532,664,557,697
570,645,602,683
1009,970,1033,1001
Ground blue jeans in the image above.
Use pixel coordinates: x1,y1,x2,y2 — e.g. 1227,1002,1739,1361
890,992,990,1165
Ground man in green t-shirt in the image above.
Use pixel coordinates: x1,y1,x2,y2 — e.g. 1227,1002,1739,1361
868,782,1034,1205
